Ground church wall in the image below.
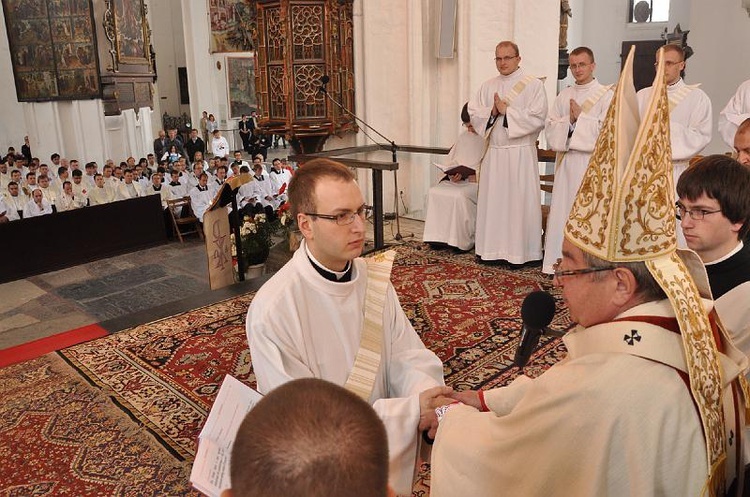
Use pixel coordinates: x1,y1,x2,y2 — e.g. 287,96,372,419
686,0,750,154
149,0,189,126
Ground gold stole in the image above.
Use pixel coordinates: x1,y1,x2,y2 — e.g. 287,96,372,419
668,83,700,113
343,250,396,401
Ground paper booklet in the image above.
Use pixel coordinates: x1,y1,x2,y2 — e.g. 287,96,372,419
432,162,476,180
190,375,263,497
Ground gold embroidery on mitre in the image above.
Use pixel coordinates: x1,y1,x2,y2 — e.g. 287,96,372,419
647,253,726,478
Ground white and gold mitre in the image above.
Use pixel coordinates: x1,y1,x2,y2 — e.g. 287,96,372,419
567,46,733,495
565,47,674,260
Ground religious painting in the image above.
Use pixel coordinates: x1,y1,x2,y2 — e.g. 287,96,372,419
226,56,257,118
2,0,101,101
209,0,255,53
111,0,150,64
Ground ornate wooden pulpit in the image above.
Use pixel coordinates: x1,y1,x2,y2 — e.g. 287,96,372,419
250,0,357,153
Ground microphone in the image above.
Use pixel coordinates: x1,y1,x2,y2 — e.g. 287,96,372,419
319,74,330,94
513,291,556,369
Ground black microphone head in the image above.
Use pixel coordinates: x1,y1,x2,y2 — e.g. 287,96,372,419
321,75,330,84
520,291,556,329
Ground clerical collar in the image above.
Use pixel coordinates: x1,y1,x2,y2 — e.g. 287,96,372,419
305,244,352,282
152,185,161,191
254,175,264,181
705,241,744,265
271,169,281,174
197,185,208,191
170,181,180,186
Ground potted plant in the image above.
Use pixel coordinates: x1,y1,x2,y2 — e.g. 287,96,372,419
240,213,280,277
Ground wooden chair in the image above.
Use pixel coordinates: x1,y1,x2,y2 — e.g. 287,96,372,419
167,196,204,243
540,172,555,234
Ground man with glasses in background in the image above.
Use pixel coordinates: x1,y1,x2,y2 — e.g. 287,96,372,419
676,155,750,369
246,158,449,496
637,44,711,191
468,40,547,266
542,46,613,275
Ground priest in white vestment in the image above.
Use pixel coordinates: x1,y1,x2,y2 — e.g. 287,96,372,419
23,188,53,218
542,47,613,274
423,104,483,251
431,48,747,497
469,41,547,264
88,174,114,206
246,159,448,496
189,173,213,223
718,79,750,149
636,45,711,189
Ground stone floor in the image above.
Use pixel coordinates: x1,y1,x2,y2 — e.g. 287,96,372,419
0,215,426,350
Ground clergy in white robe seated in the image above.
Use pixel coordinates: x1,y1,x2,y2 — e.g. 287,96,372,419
0,195,18,222
56,181,86,212
23,188,53,218
268,158,292,202
189,173,213,223
88,174,114,206
4,181,27,219
542,47,613,274
115,169,143,200
246,159,450,496
146,172,170,210
423,103,483,251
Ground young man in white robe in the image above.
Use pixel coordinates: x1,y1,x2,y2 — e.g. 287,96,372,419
88,174,114,206
56,180,85,212
469,41,547,265
423,103,483,252
430,48,747,497
719,78,750,149
636,44,711,190
115,169,143,200
268,158,292,205
245,159,450,496
189,173,213,223
542,47,613,274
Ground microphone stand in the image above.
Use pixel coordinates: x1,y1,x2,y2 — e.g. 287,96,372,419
319,82,413,242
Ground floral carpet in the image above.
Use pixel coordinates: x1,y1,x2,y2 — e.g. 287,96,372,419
0,242,570,496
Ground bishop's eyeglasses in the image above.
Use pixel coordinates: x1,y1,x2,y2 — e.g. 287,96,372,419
552,258,616,280
304,204,372,226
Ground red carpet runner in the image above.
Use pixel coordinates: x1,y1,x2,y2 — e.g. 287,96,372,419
0,323,108,368
0,243,569,495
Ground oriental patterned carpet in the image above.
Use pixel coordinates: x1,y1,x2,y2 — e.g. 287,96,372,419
0,242,570,496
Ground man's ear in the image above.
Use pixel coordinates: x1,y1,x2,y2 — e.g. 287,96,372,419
298,212,313,240
611,267,638,306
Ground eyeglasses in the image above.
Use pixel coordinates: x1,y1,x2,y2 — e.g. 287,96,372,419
675,202,721,221
552,258,616,280
569,63,590,70
304,204,372,226
654,60,683,67
494,56,518,63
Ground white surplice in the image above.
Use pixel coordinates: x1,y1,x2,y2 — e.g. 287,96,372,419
423,130,484,250
718,79,750,148
542,79,613,274
189,185,213,222
431,300,745,497
469,68,547,263
637,78,712,184
246,241,445,496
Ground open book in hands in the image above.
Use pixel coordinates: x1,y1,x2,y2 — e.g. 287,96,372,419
190,375,263,497
433,162,476,181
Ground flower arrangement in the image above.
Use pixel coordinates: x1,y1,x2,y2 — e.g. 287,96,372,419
240,213,281,265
